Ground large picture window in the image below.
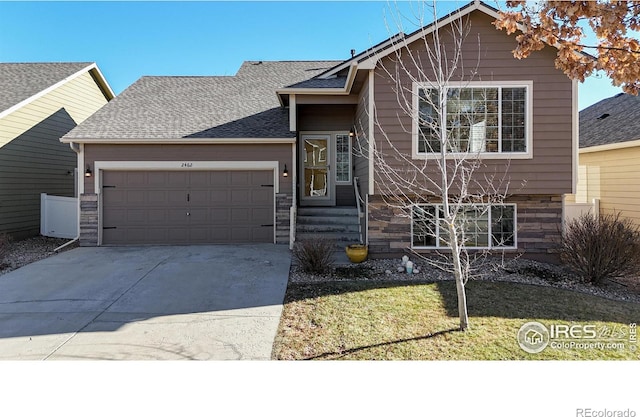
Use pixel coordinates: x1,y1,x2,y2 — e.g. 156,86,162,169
412,204,517,249
414,82,531,157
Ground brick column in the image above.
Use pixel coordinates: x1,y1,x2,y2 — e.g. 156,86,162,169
275,193,292,245
79,193,98,246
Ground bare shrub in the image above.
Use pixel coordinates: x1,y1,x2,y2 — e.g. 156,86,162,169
293,239,335,274
560,212,640,285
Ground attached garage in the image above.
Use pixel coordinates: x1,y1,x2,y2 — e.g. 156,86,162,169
59,61,319,248
101,170,275,245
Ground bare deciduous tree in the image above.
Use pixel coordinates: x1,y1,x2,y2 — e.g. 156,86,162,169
356,1,517,330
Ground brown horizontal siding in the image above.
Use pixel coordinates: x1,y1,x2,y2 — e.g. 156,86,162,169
83,143,293,195
297,104,355,132
372,10,574,196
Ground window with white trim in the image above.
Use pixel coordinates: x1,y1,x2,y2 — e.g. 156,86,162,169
411,204,517,249
415,83,530,156
335,133,351,183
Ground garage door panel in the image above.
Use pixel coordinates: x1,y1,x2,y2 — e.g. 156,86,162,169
231,208,251,223
102,170,275,245
189,189,210,205
211,226,231,242
103,208,126,225
210,171,229,186
126,191,145,204
252,227,273,242
147,209,168,224
103,189,126,206
167,172,189,187
252,170,273,185
125,172,147,187
210,190,229,205
166,228,189,242
188,208,208,223
189,171,210,187
211,208,230,224
167,190,186,204
251,208,273,224
147,172,168,186
148,190,167,203
231,190,251,204
230,171,251,186
126,209,148,223
103,171,125,186
167,209,189,225
252,188,272,204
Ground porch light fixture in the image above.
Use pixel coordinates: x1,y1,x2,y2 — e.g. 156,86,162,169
85,166,92,177
349,127,355,138
282,164,288,177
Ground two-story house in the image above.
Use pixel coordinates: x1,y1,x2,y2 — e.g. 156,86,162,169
62,1,575,261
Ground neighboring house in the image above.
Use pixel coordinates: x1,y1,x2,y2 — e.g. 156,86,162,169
62,1,576,262
576,93,640,225
0,62,114,240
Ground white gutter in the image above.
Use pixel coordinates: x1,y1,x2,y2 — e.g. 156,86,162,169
579,138,640,154
60,137,297,145
54,141,82,251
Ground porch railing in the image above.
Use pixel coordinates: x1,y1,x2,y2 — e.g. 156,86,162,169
353,176,365,244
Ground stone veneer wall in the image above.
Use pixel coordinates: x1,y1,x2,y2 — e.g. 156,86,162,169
275,193,292,244
367,194,563,262
79,193,98,246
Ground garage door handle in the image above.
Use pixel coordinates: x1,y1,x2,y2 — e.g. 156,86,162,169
186,212,190,216
261,224,274,227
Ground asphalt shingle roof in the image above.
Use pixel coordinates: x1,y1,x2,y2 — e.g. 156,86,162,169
64,60,341,140
0,62,93,114
287,77,348,89
580,93,640,148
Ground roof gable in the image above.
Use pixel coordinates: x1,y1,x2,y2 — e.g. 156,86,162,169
318,0,499,79
580,93,640,148
0,63,114,118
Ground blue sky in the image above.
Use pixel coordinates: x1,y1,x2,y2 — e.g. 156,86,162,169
0,1,624,110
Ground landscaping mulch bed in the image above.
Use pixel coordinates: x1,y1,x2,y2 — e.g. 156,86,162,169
289,256,640,304
0,236,78,276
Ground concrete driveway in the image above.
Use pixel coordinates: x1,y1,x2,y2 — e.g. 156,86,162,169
0,245,291,360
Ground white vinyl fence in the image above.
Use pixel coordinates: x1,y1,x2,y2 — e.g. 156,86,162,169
40,193,78,239
563,198,600,228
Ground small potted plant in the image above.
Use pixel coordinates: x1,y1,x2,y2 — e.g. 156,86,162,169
345,244,368,263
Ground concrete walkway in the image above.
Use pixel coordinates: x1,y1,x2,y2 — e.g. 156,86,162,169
0,245,291,360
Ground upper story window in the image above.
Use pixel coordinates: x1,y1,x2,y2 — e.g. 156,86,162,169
413,82,532,159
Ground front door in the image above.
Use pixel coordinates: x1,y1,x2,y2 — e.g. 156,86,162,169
300,134,335,206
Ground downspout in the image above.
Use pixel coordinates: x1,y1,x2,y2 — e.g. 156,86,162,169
54,142,82,252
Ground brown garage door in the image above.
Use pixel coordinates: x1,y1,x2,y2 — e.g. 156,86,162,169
102,170,274,245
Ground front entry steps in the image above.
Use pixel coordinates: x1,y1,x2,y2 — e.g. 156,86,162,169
295,206,361,248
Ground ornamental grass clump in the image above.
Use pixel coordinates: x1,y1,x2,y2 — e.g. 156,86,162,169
560,212,640,285
293,238,335,274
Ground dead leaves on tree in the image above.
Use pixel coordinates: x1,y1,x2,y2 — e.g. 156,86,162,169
494,0,640,94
